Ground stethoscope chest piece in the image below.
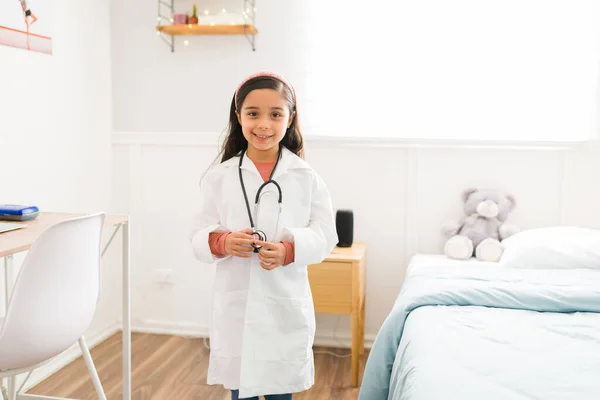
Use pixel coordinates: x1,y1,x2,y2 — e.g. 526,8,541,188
251,230,266,253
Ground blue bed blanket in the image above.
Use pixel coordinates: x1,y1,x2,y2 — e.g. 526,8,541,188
358,263,600,400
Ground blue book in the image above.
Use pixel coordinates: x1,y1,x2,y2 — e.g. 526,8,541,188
0,204,40,221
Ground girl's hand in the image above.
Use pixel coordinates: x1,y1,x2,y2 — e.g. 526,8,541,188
225,229,255,258
254,240,286,270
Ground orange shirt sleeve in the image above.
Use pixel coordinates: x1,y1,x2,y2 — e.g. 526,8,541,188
282,241,295,266
208,232,230,257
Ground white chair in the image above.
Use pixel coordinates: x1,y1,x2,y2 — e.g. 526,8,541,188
0,213,108,400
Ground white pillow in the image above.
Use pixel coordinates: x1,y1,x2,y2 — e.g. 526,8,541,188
500,226,600,269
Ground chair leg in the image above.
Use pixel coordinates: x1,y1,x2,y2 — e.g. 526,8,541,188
8,377,16,400
78,337,107,400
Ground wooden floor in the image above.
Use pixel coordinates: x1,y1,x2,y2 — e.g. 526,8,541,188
26,332,369,400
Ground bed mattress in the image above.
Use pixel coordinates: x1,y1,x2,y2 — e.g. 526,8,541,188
359,253,600,400
406,253,501,275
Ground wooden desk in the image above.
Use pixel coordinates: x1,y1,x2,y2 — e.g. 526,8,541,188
308,243,366,387
0,212,131,400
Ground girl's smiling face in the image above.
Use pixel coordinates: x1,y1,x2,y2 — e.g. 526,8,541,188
237,88,294,160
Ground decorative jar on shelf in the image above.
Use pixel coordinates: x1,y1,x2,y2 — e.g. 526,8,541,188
172,13,188,24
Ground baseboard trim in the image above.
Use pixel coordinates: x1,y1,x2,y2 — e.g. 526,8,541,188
132,319,376,349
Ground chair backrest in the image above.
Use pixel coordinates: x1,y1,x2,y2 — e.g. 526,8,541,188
0,213,105,370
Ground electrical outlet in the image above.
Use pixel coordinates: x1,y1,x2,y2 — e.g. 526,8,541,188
153,269,173,285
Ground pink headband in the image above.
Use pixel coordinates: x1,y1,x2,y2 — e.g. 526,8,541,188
234,71,296,107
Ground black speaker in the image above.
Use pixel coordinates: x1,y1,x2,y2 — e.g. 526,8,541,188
336,209,354,247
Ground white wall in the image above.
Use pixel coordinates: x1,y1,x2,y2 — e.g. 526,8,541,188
112,133,600,347
110,0,314,133
0,0,119,389
110,0,600,348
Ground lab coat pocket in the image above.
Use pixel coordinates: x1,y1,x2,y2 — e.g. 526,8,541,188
211,290,248,359
255,296,313,361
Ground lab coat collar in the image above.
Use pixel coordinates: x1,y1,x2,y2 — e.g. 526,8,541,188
222,146,310,179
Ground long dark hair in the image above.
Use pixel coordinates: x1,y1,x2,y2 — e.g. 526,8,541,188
219,75,305,163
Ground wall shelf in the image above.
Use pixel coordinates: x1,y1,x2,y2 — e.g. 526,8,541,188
156,0,257,52
156,24,258,36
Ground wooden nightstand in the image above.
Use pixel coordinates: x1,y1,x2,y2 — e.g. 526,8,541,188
307,242,367,387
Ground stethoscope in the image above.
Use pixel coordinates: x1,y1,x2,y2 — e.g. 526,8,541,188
238,149,283,253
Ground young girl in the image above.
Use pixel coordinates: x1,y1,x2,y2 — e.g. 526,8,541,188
190,71,338,400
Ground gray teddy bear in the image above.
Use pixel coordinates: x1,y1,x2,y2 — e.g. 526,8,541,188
442,188,520,262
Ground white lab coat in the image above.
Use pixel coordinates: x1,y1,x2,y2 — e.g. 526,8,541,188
190,146,338,398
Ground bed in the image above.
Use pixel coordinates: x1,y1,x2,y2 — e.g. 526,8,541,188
358,253,600,400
